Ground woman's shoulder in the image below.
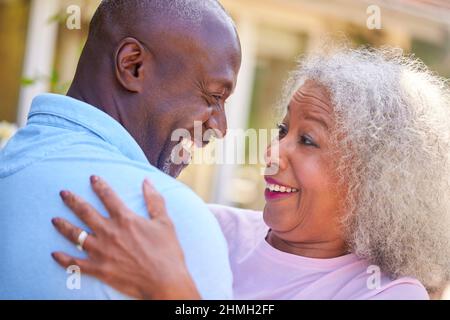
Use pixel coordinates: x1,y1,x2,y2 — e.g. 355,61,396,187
367,277,429,300
207,204,268,256
320,256,430,300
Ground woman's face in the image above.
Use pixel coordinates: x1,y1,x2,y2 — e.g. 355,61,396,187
263,80,347,255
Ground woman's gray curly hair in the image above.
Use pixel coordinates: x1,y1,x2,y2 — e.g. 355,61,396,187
282,44,450,292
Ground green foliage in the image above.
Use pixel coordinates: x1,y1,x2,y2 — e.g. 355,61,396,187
20,69,71,94
20,77,36,86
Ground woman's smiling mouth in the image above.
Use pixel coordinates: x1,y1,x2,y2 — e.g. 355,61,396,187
264,177,300,201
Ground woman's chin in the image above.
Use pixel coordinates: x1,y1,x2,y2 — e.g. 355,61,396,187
263,204,295,231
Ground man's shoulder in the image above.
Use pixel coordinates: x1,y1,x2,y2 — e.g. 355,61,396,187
0,125,126,177
1,123,185,191
0,126,204,225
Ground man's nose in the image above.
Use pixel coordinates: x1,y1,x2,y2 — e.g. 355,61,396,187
205,109,227,139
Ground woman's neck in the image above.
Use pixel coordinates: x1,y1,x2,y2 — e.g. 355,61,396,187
265,230,348,259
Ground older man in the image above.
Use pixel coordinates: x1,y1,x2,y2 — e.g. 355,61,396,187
0,0,241,299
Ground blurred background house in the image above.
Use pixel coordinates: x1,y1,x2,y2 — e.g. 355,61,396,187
0,0,449,297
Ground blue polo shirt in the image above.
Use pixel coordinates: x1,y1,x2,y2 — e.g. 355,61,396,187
0,94,232,299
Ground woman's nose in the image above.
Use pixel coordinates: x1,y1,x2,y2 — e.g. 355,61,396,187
265,140,288,174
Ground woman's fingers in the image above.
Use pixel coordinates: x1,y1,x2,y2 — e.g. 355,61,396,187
51,251,98,276
142,179,168,220
51,217,96,253
90,175,129,219
51,177,197,300
59,190,105,233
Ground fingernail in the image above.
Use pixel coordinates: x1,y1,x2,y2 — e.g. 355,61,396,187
59,190,69,200
51,252,58,260
144,178,153,189
51,218,59,226
90,175,99,184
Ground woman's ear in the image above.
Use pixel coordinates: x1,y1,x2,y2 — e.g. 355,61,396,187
115,37,150,92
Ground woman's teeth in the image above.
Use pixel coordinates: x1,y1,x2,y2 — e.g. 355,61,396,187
266,183,299,193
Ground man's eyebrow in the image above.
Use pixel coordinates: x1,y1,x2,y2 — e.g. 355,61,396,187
210,78,234,93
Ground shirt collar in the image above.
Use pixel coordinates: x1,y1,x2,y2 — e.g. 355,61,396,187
27,93,149,164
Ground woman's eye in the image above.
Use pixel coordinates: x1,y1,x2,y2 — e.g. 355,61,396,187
277,123,288,138
299,135,317,147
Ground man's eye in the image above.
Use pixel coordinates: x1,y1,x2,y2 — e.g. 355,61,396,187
277,123,288,138
299,135,317,147
212,95,222,103
210,95,224,110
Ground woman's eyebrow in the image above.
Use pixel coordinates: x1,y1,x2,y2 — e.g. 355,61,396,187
288,104,330,130
296,90,331,113
304,113,330,130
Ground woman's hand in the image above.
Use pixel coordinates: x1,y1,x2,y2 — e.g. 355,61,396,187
51,175,201,300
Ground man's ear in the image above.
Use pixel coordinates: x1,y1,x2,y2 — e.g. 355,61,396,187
115,37,150,92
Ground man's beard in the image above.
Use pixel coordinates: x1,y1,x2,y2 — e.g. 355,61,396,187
161,158,187,178
161,146,191,178
161,158,172,175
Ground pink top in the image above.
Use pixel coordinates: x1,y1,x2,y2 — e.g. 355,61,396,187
208,204,429,300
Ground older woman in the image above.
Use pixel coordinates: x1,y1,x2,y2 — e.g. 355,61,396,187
51,46,450,299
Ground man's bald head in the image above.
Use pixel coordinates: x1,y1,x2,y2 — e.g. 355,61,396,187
88,0,235,45
92,0,230,23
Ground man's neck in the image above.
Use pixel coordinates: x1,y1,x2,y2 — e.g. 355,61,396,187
67,81,122,124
